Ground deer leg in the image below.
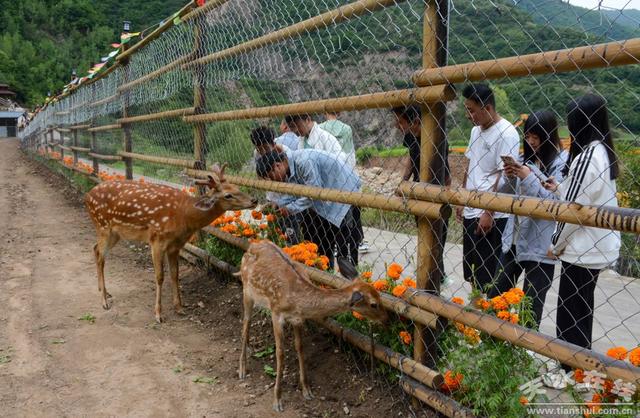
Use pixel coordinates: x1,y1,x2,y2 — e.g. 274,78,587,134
239,293,254,380
272,312,285,412
166,249,183,315
94,231,119,309
150,242,165,323
293,324,313,400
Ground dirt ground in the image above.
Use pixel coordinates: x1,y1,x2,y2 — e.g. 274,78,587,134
0,138,433,418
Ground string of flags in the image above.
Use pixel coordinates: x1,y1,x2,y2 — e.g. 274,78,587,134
36,0,208,113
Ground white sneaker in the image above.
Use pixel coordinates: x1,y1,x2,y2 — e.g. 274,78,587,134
358,241,370,253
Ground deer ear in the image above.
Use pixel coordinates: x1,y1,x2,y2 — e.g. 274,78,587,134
219,163,227,181
207,175,221,191
349,291,364,307
194,196,217,211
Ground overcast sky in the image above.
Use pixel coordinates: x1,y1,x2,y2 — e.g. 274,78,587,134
565,0,640,9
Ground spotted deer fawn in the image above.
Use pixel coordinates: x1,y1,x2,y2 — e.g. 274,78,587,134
85,164,257,322
237,240,387,412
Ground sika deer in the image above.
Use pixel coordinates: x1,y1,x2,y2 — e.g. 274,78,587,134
85,164,257,322
237,240,387,412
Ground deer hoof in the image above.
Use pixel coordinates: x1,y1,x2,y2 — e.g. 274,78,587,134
272,399,284,412
174,307,186,316
155,314,164,324
102,300,111,310
302,387,314,400
238,369,246,380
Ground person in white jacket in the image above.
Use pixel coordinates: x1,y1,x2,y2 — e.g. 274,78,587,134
544,94,621,366
284,114,350,167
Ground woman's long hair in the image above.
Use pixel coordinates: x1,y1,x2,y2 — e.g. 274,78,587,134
522,110,561,175
564,94,619,179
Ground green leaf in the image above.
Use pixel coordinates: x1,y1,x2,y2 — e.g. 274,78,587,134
192,376,217,384
263,365,276,378
253,345,274,358
51,338,66,344
0,354,11,364
78,313,96,324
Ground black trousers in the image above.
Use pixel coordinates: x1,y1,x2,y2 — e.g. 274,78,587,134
462,217,507,292
557,261,600,369
489,246,555,328
301,206,362,269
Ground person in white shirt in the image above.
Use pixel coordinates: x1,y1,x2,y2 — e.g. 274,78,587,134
456,84,520,292
319,112,356,168
543,94,620,365
284,114,350,166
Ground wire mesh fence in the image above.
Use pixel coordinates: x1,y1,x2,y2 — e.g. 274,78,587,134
19,0,640,416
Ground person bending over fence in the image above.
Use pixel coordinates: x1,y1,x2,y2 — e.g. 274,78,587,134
457,83,520,294
544,94,621,371
255,148,363,277
275,118,300,151
490,110,568,328
250,126,302,244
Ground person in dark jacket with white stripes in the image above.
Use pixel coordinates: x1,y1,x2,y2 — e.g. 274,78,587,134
544,95,621,369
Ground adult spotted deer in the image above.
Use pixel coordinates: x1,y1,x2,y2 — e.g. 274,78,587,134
85,164,257,322
237,240,387,412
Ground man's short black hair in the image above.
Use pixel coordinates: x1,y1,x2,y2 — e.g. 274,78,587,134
462,83,495,108
256,150,287,178
284,114,311,124
250,126,276,147
391,105,421,124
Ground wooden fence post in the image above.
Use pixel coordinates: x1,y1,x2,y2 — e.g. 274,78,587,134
72,128,79,165
414,0,449,371
90,84,100,177
193,18,207,172
121,37,134,180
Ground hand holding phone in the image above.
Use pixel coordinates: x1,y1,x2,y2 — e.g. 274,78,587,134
500,154,519,167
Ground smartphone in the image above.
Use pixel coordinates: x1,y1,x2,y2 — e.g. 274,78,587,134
500,154,519,166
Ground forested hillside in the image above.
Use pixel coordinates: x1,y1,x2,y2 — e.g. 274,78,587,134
2,0,639,135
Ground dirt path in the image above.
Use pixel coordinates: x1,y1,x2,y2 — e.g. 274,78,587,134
0,139,423,418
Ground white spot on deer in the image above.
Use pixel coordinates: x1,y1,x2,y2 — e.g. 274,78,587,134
161,216,169,223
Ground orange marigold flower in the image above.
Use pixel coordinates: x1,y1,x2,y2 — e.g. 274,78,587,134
234,210,242,217
573,369,585,383
491,296,509,311
259,224,268,230
392,285,407,297
386,263,403,279
629,347,640,366
451,297,464,305
304,242,319,253
463,327,480,345
441,370,463,393
304,259,315,267
352,311,364,321
587,393,602,413
503,290,522,305
478,299,491,311
361,271,373,281
509,287,525,297
497,310,511,321
402,278,416,288
603,379,614,394
372,280,387,292
509,313,519,324
399,331,412,345
454,322,466,333
251,210,262,220
242,229,255,237
266,214,276,223
519,396,529,406
606,346,627,360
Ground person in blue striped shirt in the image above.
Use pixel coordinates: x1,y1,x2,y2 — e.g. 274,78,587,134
256,148,363,276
